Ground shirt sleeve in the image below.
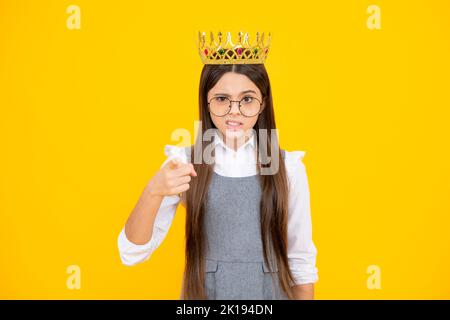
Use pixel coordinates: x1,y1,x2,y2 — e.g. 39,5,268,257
284,150,319,285
117,144,188,266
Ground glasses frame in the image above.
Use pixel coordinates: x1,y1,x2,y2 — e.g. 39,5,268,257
207,96,265,117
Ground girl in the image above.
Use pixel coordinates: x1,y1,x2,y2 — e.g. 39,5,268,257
118,31,318,300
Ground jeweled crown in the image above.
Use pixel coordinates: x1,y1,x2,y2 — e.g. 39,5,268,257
198,31,271,65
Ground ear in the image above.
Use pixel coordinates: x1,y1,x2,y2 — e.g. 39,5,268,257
259,97,266,114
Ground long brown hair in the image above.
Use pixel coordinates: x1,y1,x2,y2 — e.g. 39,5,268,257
182,63,295,299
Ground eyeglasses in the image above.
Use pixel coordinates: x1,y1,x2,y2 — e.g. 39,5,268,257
207,96,264,117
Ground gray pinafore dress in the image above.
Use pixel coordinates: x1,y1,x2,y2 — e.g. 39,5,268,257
202,149,289,300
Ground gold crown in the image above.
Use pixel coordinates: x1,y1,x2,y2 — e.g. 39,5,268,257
198,31,271,65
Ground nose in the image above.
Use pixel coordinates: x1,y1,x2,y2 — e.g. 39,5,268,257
229,100,241,115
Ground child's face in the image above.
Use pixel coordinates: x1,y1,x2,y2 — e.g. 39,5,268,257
207,72,263,144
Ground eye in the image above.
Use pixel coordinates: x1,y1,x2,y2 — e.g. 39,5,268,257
242,96,254,103
215,96,228,102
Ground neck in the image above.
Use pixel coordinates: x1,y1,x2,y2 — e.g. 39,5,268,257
217,130,253,151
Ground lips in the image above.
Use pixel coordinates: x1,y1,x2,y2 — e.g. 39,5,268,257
225,120,243,126
225,119,243,131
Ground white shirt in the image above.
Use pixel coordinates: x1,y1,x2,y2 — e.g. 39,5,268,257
117,131,319,285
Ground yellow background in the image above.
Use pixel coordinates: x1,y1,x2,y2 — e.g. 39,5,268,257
1,0,449,299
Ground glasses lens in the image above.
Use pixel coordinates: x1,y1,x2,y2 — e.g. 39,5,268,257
209,97,231,116
240,97,261,116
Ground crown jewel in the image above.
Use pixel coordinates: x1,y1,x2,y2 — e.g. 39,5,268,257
198,31,271,65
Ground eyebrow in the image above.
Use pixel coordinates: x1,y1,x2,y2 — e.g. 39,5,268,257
213,90,258,97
